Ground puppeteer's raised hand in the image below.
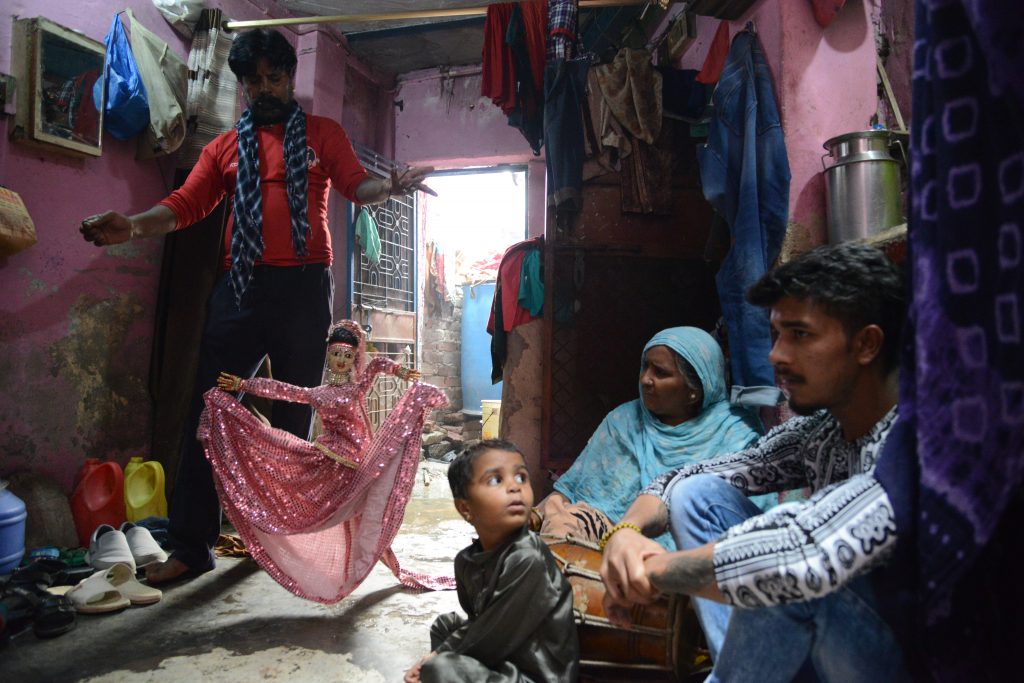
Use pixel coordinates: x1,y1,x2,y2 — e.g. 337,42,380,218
217,372,243,392
390,165,437,197
80,211,132,247
401,367,422,383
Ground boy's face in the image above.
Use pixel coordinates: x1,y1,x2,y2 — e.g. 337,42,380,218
455,449,534,550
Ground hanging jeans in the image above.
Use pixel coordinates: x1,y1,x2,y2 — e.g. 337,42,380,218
698,30,790,399
544,57,589,214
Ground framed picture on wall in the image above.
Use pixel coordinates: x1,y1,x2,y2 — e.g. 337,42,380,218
10,17,105,157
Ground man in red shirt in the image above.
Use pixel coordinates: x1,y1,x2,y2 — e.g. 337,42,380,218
80,29,433,584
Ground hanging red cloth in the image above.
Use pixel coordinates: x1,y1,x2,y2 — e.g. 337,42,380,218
481,4,518,115
696,20,731,85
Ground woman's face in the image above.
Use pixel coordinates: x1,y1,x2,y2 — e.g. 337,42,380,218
639,345,700,426
326,344,356,375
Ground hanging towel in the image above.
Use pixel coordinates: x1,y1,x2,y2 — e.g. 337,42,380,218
696,21,731,85
354,207,381,266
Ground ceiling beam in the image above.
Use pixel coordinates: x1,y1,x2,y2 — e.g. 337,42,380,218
225,0,669,30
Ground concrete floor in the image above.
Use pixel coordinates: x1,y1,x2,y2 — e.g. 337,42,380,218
3,461,701,682
2,463,472,682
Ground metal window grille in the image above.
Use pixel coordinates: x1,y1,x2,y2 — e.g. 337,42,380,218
353,190,418,429
353,195,415,312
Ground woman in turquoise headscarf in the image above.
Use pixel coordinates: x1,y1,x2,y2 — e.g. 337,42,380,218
534,327,774,549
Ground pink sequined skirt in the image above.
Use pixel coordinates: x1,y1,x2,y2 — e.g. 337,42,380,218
198,382,454,602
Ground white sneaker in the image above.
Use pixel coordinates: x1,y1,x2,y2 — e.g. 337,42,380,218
87,524,136,572
119,522,168,568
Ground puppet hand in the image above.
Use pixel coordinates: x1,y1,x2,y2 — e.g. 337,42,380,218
402,367,422,382
217,372,242,392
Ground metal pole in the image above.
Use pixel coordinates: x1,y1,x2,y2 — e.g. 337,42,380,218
224,0,666,30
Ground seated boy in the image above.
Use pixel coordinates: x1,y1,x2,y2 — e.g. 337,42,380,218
405,439,580,683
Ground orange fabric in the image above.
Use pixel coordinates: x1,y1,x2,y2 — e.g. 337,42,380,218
159,115,368,269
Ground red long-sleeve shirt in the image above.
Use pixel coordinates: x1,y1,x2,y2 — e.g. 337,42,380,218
160,114,369,268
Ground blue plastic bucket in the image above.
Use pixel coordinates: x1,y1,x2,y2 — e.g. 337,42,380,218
0,483,27,574
461,282,503,414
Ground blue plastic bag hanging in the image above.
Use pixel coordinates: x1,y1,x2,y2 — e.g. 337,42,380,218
92,14,150,140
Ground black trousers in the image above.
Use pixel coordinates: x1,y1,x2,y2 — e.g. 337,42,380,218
167,265,333,571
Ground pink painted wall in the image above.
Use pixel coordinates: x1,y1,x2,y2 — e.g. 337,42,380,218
395,70,539,169
666,0,881,252
0,0,388,492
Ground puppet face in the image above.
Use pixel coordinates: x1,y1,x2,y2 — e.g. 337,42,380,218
242,58,295,125
769,296,876,415
639,345,701,426
326,344,356,376
455,449,534,550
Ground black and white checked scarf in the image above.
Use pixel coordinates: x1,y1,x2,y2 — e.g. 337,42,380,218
230,101,310,305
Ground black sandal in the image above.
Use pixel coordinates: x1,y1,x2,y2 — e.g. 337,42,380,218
0,583,76,640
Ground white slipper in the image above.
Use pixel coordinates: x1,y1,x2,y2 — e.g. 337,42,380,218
119,522,168,567
87,524,136,572
101,562,162,605
65,568,131,614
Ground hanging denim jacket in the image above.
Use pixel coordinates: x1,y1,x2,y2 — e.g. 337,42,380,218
697,28,790,401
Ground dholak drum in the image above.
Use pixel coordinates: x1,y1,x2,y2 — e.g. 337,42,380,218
542,534,709,681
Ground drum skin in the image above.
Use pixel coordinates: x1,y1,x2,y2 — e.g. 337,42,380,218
542,535,708,680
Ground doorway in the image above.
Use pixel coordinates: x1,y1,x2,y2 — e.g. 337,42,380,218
417,167,528,448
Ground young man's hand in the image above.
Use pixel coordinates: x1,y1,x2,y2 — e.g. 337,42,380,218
600,527,665,608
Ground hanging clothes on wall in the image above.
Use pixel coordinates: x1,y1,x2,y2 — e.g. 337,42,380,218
487,237,544,383
353,207,381,266
482,2,548,155
424,241,448,317
481,4,518,116
127,8,187,159
507,2,548,154
697,26,790,402
696,20,731,85
544,0,587,220
178,9,236,170
590,48,672,215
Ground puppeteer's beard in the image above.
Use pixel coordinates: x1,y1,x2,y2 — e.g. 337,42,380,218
251,96,290,125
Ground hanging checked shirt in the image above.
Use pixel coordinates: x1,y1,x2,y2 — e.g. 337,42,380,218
643,407,899,607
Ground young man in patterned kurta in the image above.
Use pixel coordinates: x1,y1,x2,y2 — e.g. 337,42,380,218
600,243,910,682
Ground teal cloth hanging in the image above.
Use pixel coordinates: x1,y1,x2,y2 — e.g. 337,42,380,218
354,207,381,265
518,248,543,316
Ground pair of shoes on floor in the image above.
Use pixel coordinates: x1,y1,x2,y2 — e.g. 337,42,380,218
87,522,168,572
63,563,162,614
1,559,77,639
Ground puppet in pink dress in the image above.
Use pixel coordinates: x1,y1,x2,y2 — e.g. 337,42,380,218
197,320,452,603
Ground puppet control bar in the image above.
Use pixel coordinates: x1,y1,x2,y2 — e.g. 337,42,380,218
224,0,672,30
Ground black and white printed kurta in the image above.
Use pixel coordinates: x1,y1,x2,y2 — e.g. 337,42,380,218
642,408,899,607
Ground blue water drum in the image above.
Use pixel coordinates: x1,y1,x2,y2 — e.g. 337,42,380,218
0,482,27,574
461,282,503,415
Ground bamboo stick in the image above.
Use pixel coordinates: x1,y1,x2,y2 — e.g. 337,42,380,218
225,0,665,30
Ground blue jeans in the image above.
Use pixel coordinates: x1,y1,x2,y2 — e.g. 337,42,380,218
668,474,909,682
697,30,790,393
544,58,589,214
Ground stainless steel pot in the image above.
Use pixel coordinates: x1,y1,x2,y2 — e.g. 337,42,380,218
822,130,907,243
